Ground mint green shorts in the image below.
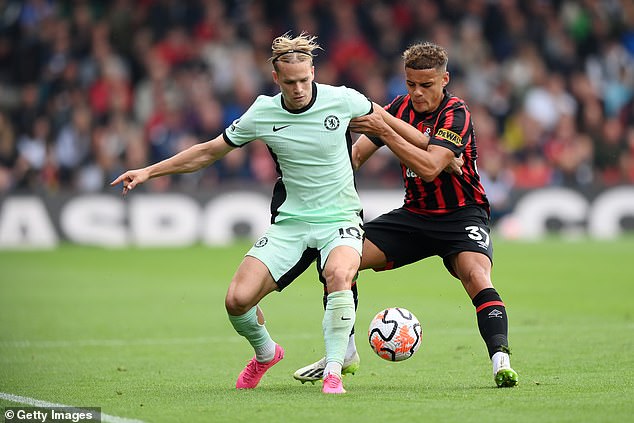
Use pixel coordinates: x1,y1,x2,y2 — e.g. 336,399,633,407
246,217,364,290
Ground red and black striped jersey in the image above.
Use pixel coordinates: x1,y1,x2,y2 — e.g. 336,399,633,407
377,91,490,216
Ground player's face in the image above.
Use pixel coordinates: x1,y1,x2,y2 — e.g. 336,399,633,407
404,66,449,114
273,61,314,110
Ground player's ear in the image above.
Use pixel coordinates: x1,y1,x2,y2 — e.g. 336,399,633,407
442,71,450,87
272,70,279,85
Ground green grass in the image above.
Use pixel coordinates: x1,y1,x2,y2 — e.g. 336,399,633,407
1,239,633,423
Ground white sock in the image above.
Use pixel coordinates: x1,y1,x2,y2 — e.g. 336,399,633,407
345,333,357,361
255,340,276,362
492,351,511,376
323,362,342,378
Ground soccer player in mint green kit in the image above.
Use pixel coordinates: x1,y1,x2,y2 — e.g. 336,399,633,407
111,32,426,394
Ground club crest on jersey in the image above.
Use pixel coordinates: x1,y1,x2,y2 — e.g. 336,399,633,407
324,115,340,130
254,236,268,247
436,128,462,146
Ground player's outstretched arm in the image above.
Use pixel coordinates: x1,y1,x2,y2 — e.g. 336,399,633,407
110,135,234,194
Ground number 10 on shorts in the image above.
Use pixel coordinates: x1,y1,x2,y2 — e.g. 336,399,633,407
339,227,362,240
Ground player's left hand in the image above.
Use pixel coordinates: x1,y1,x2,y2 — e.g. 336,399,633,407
110,168,150,195
444,154,464,176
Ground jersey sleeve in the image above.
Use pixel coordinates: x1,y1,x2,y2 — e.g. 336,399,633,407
222,100,260,148
429,102,470,157
344,87,373,119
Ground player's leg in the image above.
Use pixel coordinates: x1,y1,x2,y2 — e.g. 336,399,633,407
324,240,387,366
336,239,387,372
226,256,285,389
228,221,314,389
359,236,389,270
294,211,423,384
334,221,412,374
449,251,518,387
320,244,360,393
225,255,279,359
293,236,389,384
314,220,364,393
293,277,361,384
335,281,360,368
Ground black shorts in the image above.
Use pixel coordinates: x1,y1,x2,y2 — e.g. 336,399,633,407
363,206,493,278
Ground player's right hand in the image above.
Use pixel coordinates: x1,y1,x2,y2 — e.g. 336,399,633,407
349,110,389,138
110,169,150,195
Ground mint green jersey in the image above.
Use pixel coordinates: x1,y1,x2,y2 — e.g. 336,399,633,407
223,82,372,223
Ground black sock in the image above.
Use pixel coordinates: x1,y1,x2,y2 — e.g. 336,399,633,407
471,287,509,358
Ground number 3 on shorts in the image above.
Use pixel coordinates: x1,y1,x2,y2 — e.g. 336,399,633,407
465,225,490,249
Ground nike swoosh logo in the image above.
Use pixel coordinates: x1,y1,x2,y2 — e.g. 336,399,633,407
341,316,352,321
273,124,291,132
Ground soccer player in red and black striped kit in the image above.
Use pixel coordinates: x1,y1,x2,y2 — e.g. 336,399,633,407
294,41,518,388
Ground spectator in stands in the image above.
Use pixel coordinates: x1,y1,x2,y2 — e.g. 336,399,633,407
0,111,17,192
54,105,92,187
0,0,632,197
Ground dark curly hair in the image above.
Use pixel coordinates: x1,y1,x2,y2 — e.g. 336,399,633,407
403,42,448,71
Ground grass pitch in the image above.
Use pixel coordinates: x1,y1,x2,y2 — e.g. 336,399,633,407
1,239,633,422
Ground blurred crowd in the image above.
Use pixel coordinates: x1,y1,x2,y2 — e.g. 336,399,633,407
0,0,633,216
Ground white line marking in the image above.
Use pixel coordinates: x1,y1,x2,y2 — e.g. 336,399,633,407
0,333,318,349
0,392,146,423
0,336,227,348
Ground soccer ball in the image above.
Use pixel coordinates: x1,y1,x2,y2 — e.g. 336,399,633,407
368,307,422,361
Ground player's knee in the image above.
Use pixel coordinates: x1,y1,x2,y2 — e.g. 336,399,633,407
224,292,252,316
323,266,355,292
461,267,492,294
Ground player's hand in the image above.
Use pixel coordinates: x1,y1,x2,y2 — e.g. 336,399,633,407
110,169,150,195
444,154,464,176
349,103,390,137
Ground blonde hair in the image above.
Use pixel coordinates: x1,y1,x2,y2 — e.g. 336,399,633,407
270,32,322,70
403,42,448,71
